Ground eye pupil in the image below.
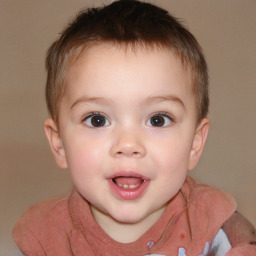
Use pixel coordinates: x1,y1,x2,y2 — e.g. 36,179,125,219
151,115,165,127
91,115,105,127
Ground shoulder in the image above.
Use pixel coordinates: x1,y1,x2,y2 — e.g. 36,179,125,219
13,195,71,254
181,177,237,254
184,177,237,221
185,177,256,246
13,195,70,232
186,176,236,208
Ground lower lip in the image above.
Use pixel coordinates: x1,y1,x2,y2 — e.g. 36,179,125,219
108,179,150,200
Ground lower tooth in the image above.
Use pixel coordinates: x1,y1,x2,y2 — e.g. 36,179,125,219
123,184,129,189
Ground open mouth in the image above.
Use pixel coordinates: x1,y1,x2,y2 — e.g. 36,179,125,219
112,176,145,189
109,173,150,200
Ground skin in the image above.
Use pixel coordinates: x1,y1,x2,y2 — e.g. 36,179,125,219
44,44,209,243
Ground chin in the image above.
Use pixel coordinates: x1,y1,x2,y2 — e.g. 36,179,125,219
110,209,148,224
115,216,143,225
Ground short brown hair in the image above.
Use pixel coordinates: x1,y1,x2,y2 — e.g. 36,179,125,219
45,0,208,124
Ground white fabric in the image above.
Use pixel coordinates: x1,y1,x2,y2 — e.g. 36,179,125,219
199,228,231,256
211,229,231,256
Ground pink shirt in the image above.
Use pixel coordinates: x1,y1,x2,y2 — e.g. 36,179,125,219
13,177,256,255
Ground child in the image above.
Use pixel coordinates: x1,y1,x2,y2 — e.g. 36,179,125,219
13,1,256,255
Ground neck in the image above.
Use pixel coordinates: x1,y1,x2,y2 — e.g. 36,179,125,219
90,205,166,243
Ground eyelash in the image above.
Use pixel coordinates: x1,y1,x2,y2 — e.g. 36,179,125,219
146,112,175,127
82,112,110,127
82,111,175,128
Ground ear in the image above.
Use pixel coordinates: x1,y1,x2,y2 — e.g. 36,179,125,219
188,118,210,171
44,118,68,169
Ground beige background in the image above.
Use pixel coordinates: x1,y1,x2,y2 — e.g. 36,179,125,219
1,0,255,255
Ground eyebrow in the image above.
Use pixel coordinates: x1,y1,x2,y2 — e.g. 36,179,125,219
145,95,185,109
70,96,114,110
70,95,185,110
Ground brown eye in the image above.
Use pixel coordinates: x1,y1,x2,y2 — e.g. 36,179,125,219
151,115,164,127
84,114,110,127
147,114,172,127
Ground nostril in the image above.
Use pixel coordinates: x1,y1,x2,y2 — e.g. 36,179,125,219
116,149,140,156
116,151,138,156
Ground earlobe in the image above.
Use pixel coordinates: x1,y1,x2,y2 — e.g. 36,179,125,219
44,118,68,169
188,118,210,171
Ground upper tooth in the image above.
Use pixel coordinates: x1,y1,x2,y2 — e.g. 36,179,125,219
129,184,139,189
116,182,140,189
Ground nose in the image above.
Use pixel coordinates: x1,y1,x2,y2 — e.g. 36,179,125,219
110,128,146,158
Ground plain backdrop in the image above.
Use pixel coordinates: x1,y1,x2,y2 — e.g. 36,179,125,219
1,0,255,255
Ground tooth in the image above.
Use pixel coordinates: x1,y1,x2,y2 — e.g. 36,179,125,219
115,182,142,189
117,183,123,188
129,184,139,189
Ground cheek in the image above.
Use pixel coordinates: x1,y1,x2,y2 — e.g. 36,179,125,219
64,138,105,174
151,136,192,169
66,145,104,194
152,139,191,199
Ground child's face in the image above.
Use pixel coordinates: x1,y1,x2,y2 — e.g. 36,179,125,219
45,44,208,226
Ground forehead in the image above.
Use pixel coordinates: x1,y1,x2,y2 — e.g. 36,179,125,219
62,44,195,111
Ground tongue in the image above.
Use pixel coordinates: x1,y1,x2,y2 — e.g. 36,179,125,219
114,176,143,185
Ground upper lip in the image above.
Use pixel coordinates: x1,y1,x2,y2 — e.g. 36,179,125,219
107,170,149,181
